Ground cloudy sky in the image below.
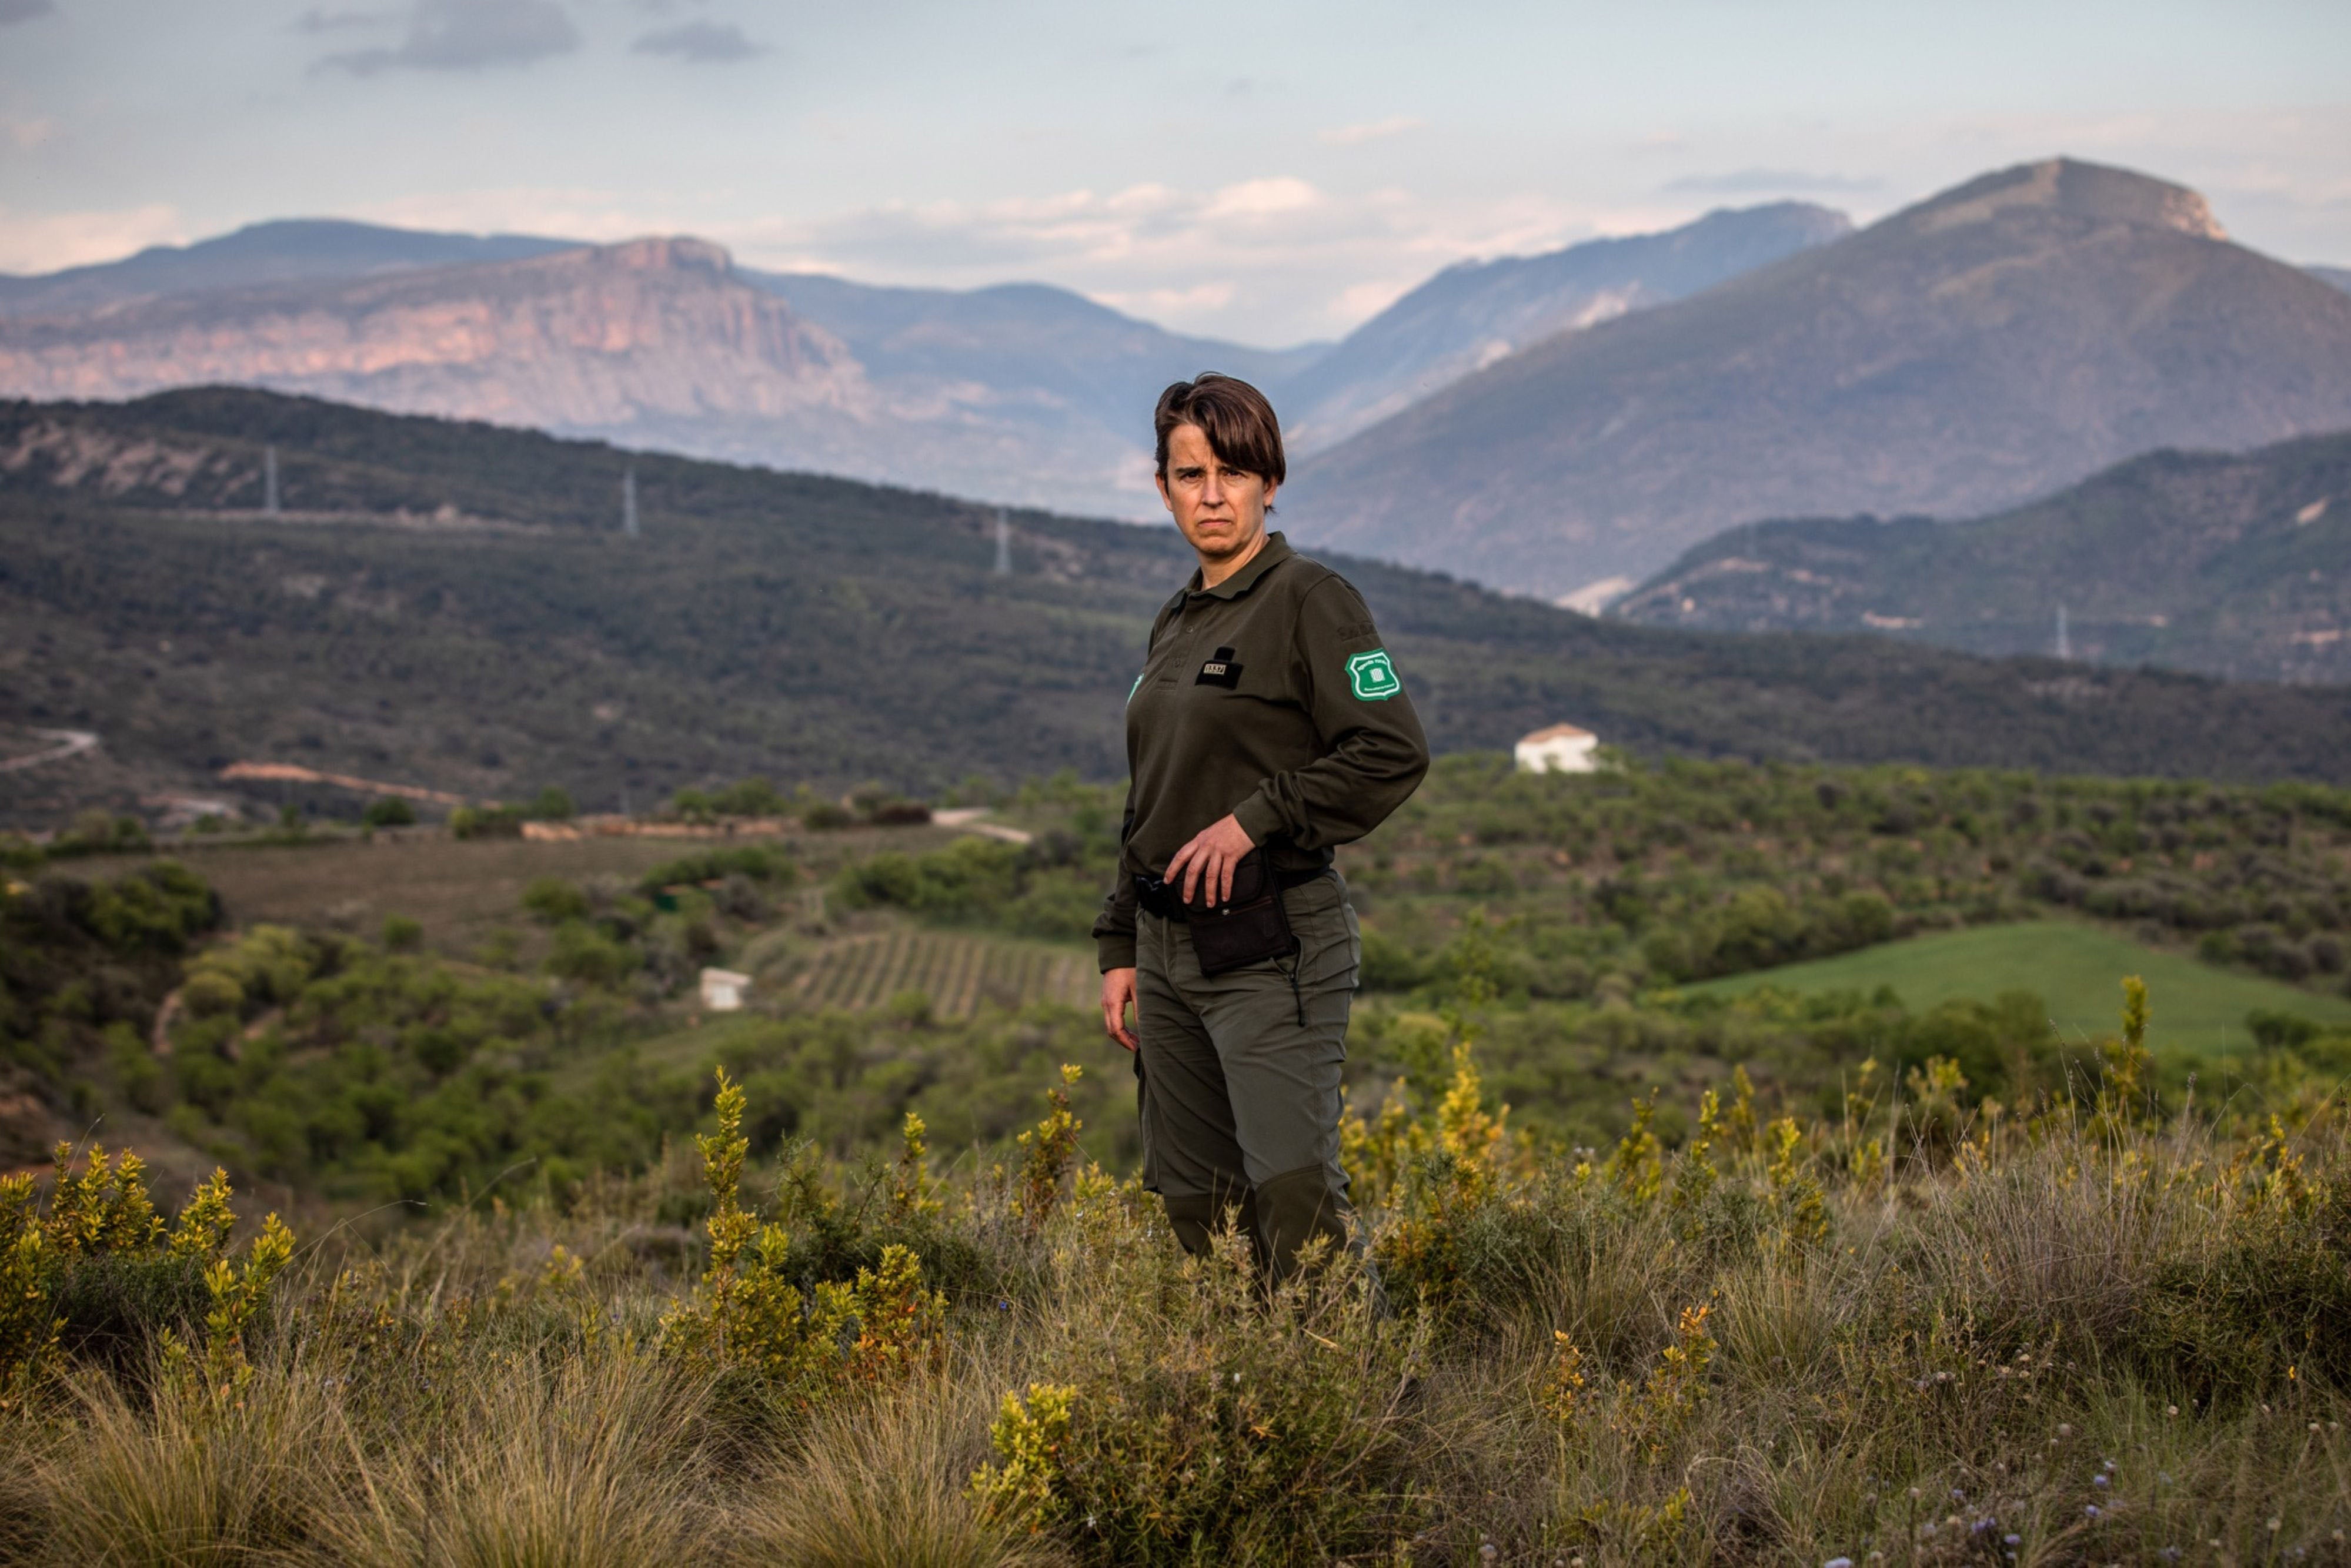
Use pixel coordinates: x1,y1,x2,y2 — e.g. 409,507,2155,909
1,0,2344,344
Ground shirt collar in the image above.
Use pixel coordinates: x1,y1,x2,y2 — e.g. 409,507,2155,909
1187,530,1294,601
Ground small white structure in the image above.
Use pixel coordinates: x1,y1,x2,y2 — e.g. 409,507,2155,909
699,967,752,1012
1515,724,1599,774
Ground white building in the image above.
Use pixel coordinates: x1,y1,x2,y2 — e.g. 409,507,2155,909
1515,724,1599,774
699,967,752,1012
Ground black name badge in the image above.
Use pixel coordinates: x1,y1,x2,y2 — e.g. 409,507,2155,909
1195,646,1243,688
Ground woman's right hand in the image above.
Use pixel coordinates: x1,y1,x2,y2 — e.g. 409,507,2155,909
1101,967,1138,1051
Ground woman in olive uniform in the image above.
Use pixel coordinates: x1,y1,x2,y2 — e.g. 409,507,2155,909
1094,373,1430,1283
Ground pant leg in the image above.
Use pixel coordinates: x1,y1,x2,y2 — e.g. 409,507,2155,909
1133,908,1257,1256
1170,873,1363,1282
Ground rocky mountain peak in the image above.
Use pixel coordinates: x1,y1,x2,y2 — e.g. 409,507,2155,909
1906,157,2226,239
579,236,734,275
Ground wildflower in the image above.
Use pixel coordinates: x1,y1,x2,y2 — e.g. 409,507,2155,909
2165,1404,2179,1416
2006,1535,2022,1547
1951,1489,1965,1502
2310,1422,2323,1433
2268,1519,2282,1533
2085,1504,2102,1520
2093,1475,2109,1488
1825,1558,1854,1568
1481,1546,1498,1562
2057,1422,2074,1437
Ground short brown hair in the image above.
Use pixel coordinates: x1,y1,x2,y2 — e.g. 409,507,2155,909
1154,373,1285,486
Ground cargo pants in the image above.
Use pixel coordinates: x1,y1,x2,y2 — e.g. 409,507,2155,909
1133,870,1361,1283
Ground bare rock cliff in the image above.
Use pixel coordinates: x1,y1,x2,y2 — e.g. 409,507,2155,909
0,237,873,427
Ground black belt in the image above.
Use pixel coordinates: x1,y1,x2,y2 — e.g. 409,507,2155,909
1134,862,1327,921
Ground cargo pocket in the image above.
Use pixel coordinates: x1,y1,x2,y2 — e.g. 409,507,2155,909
1281,877,1360,1039
1133,1045,1160,1193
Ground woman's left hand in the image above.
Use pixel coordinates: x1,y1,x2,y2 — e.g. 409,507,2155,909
1165,813,1256,907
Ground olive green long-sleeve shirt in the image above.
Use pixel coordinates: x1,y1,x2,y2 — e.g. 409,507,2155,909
1093,532,1430,972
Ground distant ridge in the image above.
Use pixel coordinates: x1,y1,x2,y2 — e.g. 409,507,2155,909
1283,158,2351,600
0,234,869,426
1278,202,1851,450
0,218,576,319
1613,430,2351,684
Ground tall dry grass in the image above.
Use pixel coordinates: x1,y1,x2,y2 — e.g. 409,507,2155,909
731,1358,1073,1568
3,1035,2347,1566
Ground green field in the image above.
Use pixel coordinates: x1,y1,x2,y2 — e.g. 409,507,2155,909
1685,919,2351,1053
764,926,1096,1018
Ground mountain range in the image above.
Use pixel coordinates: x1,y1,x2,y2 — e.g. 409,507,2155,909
5,387,2346,833
5,161,2350,617
1272,202,1851,449
0,206,1839,526
1280,159,2351,601
0,219,576,319
1611,430,2351,683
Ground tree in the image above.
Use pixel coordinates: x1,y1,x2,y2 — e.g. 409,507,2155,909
362,797,418,828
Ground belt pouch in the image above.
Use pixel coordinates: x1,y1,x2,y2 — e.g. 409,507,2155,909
1187,852,1301,977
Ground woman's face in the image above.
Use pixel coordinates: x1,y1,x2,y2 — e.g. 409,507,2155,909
1157,422,1277,565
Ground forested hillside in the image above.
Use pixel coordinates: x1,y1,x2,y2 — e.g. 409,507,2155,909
5,388,2351,833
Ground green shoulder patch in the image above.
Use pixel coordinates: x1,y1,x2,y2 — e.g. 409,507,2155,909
1346,648,1401,701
